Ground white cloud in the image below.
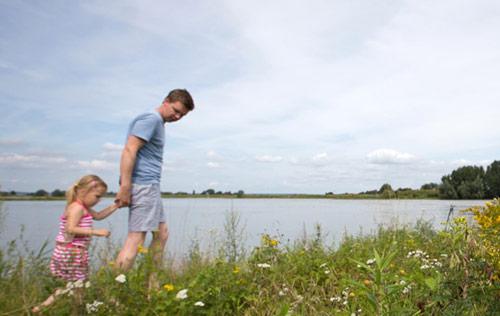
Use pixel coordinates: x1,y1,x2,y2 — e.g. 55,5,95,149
102,142,123,152
311,153,331,166
0,153,67,166
76,160,117,171
367,149,416,165
207,162,220,168
255,155,283,163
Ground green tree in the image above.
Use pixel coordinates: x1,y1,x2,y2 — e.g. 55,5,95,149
379,183,395,199
51,189,65,197
34,189,49,197
484,160,500,198
439,165,485,199
421,182,439,190
439,178,458,199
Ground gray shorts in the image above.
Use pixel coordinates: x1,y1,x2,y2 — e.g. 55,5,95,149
129,183,165,232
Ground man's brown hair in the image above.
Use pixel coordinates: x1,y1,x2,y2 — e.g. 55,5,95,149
164,89,195,111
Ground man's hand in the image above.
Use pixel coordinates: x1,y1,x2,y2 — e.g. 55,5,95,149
115,186,131,207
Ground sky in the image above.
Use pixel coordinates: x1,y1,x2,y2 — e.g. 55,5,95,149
1,0,500,194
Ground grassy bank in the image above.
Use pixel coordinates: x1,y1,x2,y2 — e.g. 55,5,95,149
0,202,499,315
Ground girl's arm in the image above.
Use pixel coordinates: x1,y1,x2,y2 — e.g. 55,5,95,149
66,204,109,237
89,203,120,221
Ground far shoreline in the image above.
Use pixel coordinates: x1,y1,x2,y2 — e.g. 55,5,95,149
0,193,470,201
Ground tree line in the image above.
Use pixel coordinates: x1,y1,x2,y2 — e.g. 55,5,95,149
2,161,499,200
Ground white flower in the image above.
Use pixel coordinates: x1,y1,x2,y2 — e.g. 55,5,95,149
319,263,327,268
194,301,205,307
402,286,411,294
115,274,126,283
366,258,376,265
257,263,271,268
399,280,407,286
324,270,331,274
420,264,430,270
85,281,91,288
73,280,84,288
86,300,104,313
279,290,285,296
330,296,341,302
176,289,188,300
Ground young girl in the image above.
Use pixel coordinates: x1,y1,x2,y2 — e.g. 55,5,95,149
32,175,120,313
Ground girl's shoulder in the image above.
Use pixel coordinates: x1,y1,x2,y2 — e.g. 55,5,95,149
63,202,86,218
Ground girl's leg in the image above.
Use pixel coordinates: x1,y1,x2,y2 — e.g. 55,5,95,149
32,288,64,313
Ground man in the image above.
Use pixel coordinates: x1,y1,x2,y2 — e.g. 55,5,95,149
115,89,194,271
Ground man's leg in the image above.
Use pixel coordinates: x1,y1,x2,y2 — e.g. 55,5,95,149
150,222,169,266
147,222,169,294
115,232,146,271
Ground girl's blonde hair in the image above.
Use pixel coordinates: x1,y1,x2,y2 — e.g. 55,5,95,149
66,174,108,205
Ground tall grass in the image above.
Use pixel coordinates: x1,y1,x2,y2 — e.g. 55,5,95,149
0,202,499,315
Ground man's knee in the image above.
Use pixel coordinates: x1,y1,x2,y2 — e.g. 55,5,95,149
154,224,169,243
124,233,146,252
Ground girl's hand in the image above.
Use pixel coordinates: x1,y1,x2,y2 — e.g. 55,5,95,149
93,228,110,237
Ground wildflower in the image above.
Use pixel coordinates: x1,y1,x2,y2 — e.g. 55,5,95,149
279,290,285,296
319,263,327,268
85,281,91,288
176,289,188,300
233,266,240,274
363,279,372,286
343,300,348,305
349,292,355,298
330,296,341,302
399,280,406,286
86,300,104,313
163,284,174,292
324,269,331,274
257,263,271,268
73,280,84,288
399,269,406,275
420,264,430,270
402,285,411,294
115,274,126,283
137,245,148,254
194,301,205,307
366,258,376,265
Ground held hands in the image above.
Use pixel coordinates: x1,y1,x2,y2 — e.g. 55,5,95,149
115,186,131,208
92,228,110,237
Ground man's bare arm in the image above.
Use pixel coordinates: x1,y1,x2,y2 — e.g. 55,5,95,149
115,135,146,206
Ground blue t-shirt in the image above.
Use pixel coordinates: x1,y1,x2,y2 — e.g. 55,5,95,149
126,112,165,184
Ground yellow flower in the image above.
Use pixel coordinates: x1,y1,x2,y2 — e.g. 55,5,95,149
349,292,356,298
138,245,148,254
270,239,279,247
163,284,174,292
233,266,240,274
399,269,406,275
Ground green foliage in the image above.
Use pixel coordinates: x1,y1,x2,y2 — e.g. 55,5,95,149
1,207,499,315
484,160,500,198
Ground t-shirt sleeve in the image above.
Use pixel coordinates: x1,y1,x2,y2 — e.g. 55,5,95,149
129,114,157,142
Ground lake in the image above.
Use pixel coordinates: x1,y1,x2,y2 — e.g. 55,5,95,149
0,198,484,261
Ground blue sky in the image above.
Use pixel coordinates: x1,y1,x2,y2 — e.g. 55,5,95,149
1,0,499,194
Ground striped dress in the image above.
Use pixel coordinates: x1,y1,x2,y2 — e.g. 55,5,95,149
50,203,93,281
